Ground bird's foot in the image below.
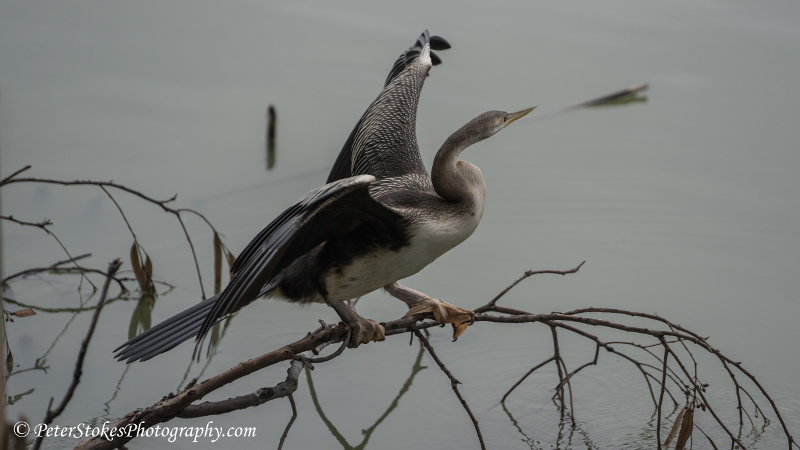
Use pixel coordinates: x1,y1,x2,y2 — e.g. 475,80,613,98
404,297,474,340
346,316,386,348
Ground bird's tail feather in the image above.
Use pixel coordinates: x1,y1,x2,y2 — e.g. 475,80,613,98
113,295,218,363
114,282,279,363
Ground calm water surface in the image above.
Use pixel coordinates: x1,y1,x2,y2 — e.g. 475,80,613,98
2,1,799,449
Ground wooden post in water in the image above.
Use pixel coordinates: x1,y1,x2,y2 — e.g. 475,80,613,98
266,105,277,170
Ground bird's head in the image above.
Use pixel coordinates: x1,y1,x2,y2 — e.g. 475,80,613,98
458,107,536,147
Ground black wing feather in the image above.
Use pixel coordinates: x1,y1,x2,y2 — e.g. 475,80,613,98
429,35,451,51
199,174,404,350
115,175,405,362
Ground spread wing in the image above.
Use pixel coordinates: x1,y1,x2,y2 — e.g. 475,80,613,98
327,30,451,183
114,175,406,362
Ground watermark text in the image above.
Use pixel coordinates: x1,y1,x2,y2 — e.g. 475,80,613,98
13,420,256,443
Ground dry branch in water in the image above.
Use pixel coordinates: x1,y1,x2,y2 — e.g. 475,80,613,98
32,259,122,450
3,167,795,449
1,165,234,300
72,261,797,450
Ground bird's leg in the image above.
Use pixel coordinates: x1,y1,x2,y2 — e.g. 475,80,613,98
384,282,474,340
326,298,385,348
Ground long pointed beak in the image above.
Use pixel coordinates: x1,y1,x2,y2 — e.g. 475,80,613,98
504,106,537,127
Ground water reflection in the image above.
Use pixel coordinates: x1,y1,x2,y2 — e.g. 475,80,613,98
127,292,156,339
6,388,35,406
101,364,129,418
501,401,599,450
4,277,133,407
100,295,233,419
182,318,236,390
304,342,427,449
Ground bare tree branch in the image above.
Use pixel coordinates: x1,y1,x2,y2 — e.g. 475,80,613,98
656,341,669,449
177,358,305,418
32,259,122,450
474,260,585,313
69,260,797,449
1,169,234,298
277,394,297,450
502,356,555,403
1,215,97,290
0,164,32,186
5,172,793,449
414,329,486,450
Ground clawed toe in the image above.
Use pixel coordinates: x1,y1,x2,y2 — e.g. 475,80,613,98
346,317,386,348
404,298,474,340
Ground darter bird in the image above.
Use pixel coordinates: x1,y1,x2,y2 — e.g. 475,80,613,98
115,30,534,362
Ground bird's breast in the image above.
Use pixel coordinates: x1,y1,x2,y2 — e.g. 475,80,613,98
322,202,483,302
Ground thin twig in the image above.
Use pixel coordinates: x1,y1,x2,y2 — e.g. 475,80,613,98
502,356,555,402
553,342,599,396
71,260,796,449
277,394,297,450
295,329,351,364
663,343,745,448
0,164,32,185
413,329,486,450
2,172,228,298
556,356,576,425
33,258,121,450
175,213,206,298
474,261,585,313
177,358,305,418
2,265,128,294
1,215,97,290
656,341,669,449
550,326,566,415
99,186,139,242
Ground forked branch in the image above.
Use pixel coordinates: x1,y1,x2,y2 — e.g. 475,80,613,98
73,262,796,449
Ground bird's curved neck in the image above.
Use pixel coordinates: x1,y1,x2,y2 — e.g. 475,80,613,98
432,124,486,204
